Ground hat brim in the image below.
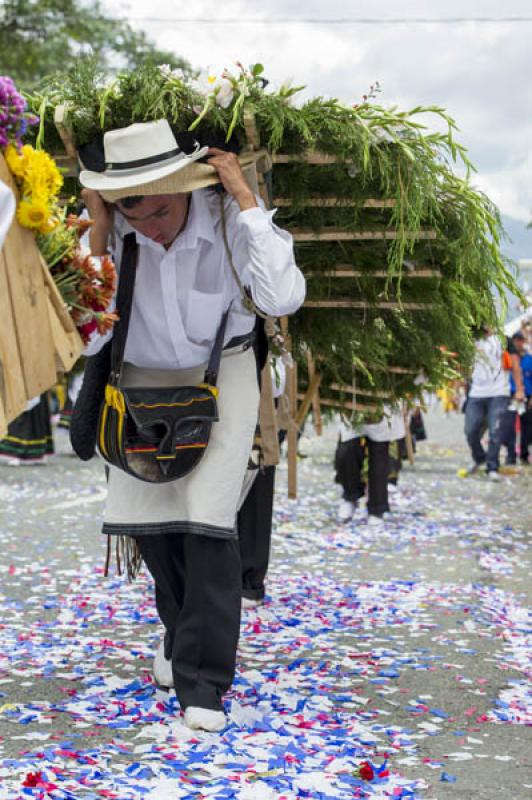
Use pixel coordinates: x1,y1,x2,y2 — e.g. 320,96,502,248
79,146,215,201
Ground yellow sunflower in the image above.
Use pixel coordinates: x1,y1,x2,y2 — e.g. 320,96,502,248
4,144,26,178
17,198,51,230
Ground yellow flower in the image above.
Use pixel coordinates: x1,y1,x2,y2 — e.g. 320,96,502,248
15,146,63,205
38,215,59,234
17,198,51,230
4,144,26,178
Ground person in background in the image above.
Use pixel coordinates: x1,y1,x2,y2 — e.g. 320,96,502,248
335,406,405,527
238,358,286,609
0,395,54,466
464,328,524,480
501,331,532,464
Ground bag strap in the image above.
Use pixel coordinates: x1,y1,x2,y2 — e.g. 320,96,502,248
203,307,230,387
219,193,268,320
110,232,138,385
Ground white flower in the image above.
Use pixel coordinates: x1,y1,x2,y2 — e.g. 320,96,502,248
158,64,185,81
215,78,234,109
195,69,234,108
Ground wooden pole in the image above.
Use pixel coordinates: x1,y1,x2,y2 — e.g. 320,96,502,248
306,350,323,435
295,370,321,430
403,402,415,465
287,358,298,499
304,300,433,310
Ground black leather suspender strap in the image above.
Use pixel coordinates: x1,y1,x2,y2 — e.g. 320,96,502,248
203,308,230,387
110,231,231,390
110,232,138,385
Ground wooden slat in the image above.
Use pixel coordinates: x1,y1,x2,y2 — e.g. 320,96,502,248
273,151,354,165
47,297,82,373
330,383,392,398
54,105,78,164
292,228,436,242
295,371,321,430
403,402,415,465
362,364,417,374
304,300,433,310
40,255,77,333
305,267,441,278
243,109,261,150
0,391,7,438
0,249,27,423
287,359,298,499
0,157,57,400
299,395,379,413
52,155,77,178
306,350,322,435
273,197,396,208
258,355,280,467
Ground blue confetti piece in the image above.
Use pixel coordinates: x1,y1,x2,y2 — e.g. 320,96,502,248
430,708,449,718
378,668,401,678
441,772,457,782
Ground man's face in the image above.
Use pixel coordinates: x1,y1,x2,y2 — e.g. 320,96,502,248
116,194,189,246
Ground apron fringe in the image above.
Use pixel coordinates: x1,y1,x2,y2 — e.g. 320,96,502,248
103,534,143,582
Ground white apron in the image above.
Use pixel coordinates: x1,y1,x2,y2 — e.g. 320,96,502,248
102,343,259,539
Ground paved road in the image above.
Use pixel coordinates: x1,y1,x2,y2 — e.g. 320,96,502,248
0,405,530,799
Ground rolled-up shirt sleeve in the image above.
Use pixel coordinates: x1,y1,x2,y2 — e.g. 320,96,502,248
230,202,305,317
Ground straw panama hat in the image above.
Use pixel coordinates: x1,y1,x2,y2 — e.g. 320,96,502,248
79,119,220,202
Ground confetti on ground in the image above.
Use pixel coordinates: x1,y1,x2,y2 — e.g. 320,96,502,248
0,417,530,798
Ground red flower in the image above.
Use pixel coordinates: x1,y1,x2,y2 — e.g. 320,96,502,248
22,771,43,787
358,762,374,781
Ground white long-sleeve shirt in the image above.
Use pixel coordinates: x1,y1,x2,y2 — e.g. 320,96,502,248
85,188,305,369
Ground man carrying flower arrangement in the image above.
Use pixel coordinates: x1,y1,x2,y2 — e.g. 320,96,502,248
78,119,305,732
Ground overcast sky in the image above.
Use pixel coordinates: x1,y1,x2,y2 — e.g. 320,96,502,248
108,0,531,232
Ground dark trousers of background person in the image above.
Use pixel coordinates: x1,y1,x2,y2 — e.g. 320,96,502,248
501,408,518,464
238,465,276,601
409,409,427,452
335,437,390,517
388,440,402,486
464,395,508,473
521,404,532,463
134,532,241,713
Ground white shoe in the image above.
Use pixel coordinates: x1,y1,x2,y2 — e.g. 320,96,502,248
367,514,385,529
184,706,226,732
338,499,356,522
153,640,174,688
242,596,263,610
487,471,501,482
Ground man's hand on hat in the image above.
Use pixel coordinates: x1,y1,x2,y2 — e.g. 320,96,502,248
81,188,114,255
207,148,258,211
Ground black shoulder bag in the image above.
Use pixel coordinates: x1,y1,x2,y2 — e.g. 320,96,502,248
97,232,229,484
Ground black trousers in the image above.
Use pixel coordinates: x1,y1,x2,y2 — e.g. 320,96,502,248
500,409,518,463
135,532,242,712
521,406,532,461
334,437,390,517
238,466,276,600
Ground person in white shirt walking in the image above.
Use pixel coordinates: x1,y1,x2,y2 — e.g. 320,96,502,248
78,120,305,731
464,329,524,480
